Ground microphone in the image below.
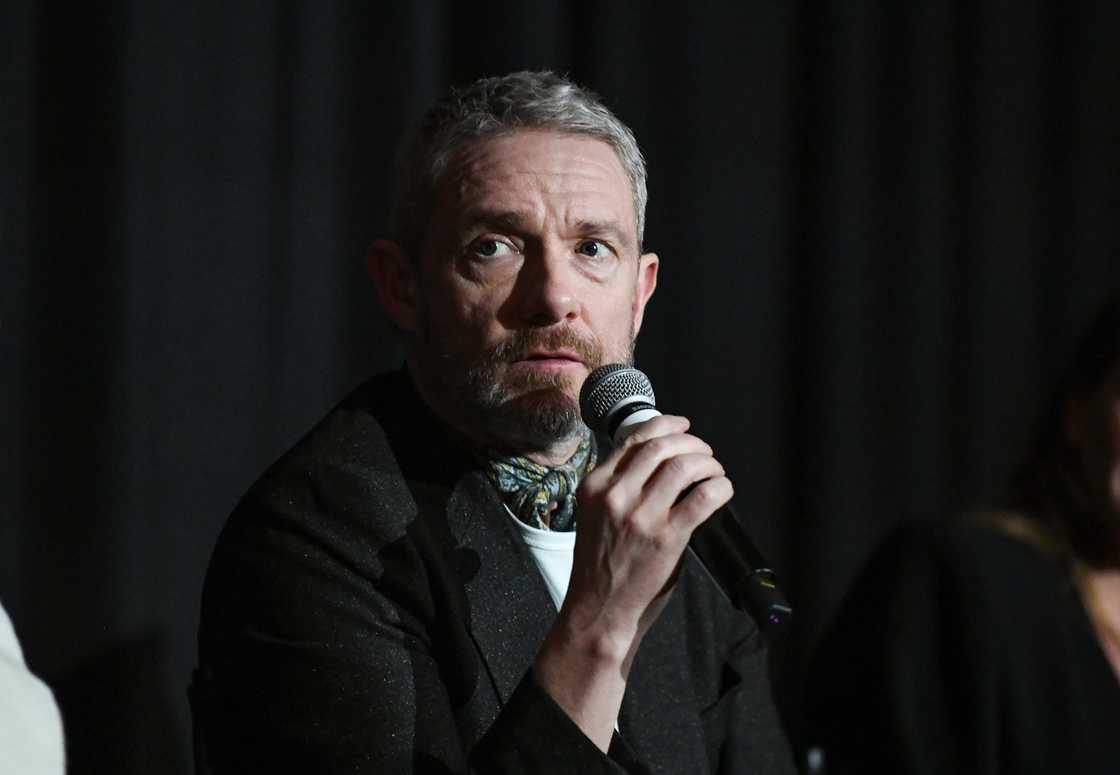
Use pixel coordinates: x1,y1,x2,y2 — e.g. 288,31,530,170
580,364,792,632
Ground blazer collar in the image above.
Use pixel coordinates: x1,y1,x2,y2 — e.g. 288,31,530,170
444,470,708,768
371,368,556,705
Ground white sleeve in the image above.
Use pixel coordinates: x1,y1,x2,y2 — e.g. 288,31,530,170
0,602,66,775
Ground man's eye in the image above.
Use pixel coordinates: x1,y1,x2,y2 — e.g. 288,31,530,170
576,240,609,258
471,239,514,258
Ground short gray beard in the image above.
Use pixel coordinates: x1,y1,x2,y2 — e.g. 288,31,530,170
466,367,585,451
418,324,634,453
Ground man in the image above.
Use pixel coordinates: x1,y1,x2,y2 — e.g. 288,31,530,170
193,71,794,773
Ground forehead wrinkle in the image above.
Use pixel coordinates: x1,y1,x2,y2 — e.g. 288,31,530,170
454,166,610,202
450,137,623,197
439,133,638,244
455,207,535,233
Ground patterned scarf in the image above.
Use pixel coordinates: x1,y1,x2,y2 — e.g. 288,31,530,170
481,432,597,531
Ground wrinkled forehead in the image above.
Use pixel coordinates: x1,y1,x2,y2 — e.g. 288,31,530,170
433,131,638,239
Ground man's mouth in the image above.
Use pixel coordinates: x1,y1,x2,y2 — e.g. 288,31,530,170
514,350,585,367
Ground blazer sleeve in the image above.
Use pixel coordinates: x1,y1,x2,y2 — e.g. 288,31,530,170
195,444,651,774
472,673,655,774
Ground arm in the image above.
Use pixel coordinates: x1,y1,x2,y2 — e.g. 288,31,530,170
196,408,742,772
196,489,474,773
532,415,735,752
196,438,658,774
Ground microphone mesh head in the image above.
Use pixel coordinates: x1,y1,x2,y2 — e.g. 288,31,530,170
579,364,656,432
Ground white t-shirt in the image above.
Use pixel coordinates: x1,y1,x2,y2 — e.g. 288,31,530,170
506,506,577,611
505,507,623,731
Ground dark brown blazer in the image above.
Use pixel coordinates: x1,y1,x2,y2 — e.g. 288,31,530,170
193,370,794,773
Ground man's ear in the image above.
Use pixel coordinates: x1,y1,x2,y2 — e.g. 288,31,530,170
366,239,419,333
631,252,659,335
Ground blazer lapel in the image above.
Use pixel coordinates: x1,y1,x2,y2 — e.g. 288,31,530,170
446,472,557,706
445,471,709,769
372,370,556,707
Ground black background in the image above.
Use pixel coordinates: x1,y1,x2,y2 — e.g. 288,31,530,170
3,2,1118,771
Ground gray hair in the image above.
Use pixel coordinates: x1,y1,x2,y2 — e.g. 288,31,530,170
391,71,648,258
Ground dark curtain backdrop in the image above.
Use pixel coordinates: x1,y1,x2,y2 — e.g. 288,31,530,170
3,1,1118,772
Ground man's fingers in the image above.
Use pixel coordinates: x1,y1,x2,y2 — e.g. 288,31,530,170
616,414,689,449
612,431,713,486
581,432,729,530
641,452,727,517
670,475,734,530
584,414,693,484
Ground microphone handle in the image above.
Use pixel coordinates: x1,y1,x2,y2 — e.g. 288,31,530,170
686,502,792,631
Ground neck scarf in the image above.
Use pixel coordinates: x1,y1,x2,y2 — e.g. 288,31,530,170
481,432,597,531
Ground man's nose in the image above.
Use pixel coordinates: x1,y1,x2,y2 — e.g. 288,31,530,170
517,246,580,325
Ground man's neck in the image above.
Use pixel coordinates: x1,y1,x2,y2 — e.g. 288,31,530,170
523,438,583,467
472,427,584,467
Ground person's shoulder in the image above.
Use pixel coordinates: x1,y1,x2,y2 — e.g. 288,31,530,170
868,513,1072,613
211,371,425,552
270,370,412,473
876,512,1061,566
811,514,1066,635
0,602,65,775
200,370,457,627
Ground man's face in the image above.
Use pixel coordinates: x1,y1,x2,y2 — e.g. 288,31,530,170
407,130,658,453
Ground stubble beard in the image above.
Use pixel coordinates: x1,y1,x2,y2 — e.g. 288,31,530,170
421,326,634,453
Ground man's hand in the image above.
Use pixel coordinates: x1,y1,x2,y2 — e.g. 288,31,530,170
532,415,734,751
